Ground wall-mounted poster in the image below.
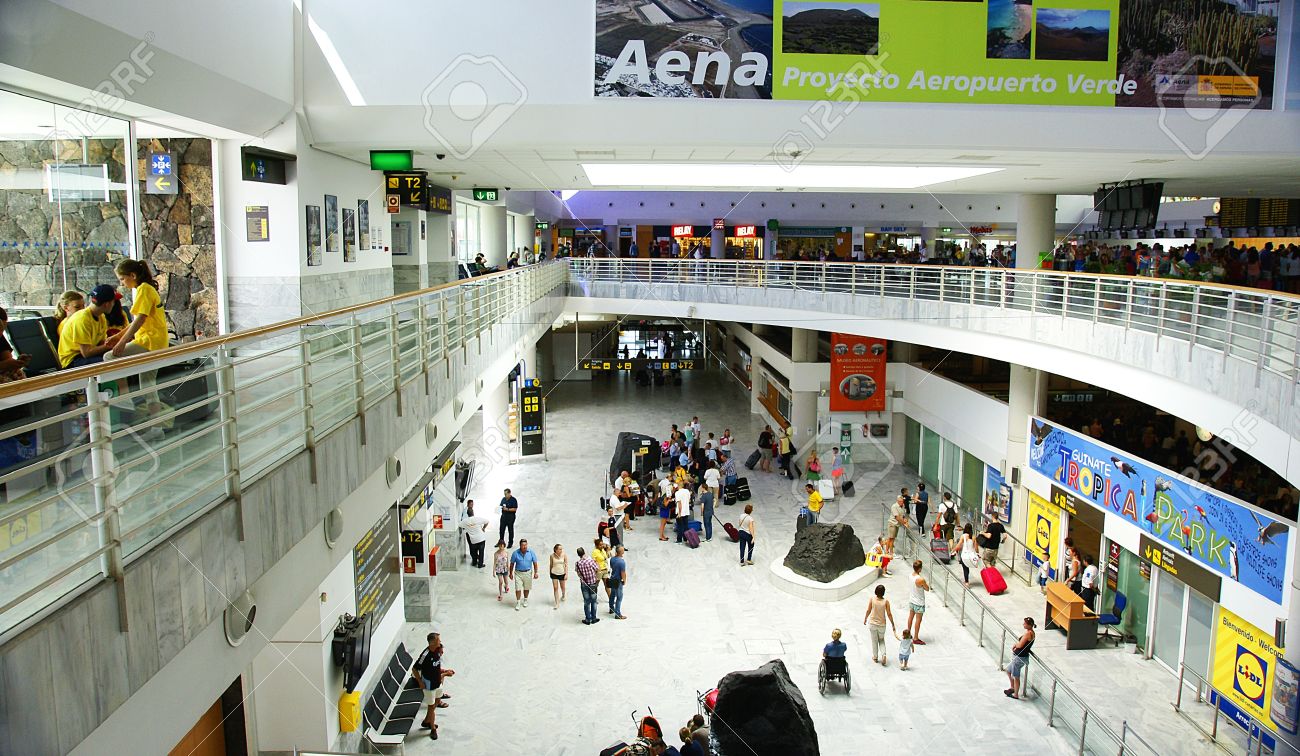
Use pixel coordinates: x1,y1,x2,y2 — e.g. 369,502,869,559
829,333,886,412
358,199,371,250
324,194,339,254
392,220,412,257
985,464,1013,523
305,205,322,267
342,207,356,262
593,0,1278,109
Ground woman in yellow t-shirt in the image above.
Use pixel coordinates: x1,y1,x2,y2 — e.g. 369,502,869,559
109,260,169,358
107,260,170,431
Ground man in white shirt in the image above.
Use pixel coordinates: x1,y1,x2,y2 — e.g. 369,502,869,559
704,464,722,500
459,501,490,568
674,484,693,544
658,475,675,501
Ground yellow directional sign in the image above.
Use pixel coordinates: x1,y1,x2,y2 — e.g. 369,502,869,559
146,175,177,196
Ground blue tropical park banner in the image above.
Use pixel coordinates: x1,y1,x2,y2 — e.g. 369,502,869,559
1026,416,1292,606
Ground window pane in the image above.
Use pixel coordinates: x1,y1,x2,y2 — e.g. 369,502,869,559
920,426,940,488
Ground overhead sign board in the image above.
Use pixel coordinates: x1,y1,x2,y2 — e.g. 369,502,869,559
472,188,499,202
1028,417,1292,607
671,225,695,237
580,358,698,372
733,225,757,238
240,146,291,185
369,150,414,171
1139,533,1222,602
592,0,1277,109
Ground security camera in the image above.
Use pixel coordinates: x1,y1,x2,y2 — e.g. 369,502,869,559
435,154,446,160
505,187,512,191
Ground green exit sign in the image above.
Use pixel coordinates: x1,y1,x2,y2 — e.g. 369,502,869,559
473,188,499,202
536,221,550,230
370,150,413,171
941,227,953,233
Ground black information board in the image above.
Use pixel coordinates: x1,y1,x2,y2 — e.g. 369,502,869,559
1138,533,1221,601
520,382,543,456
580,358,699,372
354,508,400,619
1218,197,1300,228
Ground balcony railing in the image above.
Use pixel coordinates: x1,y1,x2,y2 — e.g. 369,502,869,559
567,258,1300,384
0,262,566,638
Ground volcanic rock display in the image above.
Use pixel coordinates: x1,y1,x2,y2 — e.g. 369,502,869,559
782,522,865,583
713,659,818,756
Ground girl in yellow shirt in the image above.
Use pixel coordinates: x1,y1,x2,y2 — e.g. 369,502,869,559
107,260,171,433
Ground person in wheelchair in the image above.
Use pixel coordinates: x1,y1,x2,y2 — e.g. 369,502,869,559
818,628,851,694
823,628,847,660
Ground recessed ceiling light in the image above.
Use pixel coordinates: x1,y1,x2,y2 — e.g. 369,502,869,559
1133,158,1174,164
953,155,995,160
581,163,1002,189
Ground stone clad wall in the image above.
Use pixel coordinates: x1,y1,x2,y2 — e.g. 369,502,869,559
0,137,218,339
135,137,217,340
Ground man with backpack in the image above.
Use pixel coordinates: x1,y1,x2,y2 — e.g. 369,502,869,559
938,492,960,543
757,425,775,473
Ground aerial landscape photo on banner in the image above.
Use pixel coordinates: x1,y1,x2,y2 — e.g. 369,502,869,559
593,0,1279,107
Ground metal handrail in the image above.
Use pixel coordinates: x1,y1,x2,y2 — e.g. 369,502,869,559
1173,662,1300,755
0,262,566,638
568,258,1300,387
887,505,1162,756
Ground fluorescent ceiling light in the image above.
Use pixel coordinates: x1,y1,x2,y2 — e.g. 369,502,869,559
560,190,582,201
293,0,366,106
582,163,1002,189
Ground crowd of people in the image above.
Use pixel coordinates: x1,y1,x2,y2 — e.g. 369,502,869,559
1049,240,1300,291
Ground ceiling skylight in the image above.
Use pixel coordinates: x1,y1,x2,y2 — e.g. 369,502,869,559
582,163,1002,189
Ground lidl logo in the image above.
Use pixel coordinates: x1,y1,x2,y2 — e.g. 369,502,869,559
1234,646,1268,705
1033,514,1051,551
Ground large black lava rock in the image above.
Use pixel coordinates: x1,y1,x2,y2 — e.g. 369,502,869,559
782,522,865,583
713,659,819,756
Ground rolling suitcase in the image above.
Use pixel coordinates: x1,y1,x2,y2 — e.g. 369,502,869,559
723,484,739,506
687,520,702,532
719,517,740,543
981,566,1007,595
842,480,855,496
736,477,751,501
684,527,700,548
931,538,952,564
817,479,834,500
744,449,761,470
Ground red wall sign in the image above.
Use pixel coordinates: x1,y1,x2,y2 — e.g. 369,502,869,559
829,334,887,412
672,225,694,237
733,225,756,237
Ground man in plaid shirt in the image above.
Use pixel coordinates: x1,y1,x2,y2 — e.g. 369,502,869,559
575,547,601,625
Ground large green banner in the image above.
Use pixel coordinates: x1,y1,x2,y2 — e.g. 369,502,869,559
594,0,1278,108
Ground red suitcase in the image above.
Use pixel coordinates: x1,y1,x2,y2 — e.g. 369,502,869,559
723,521,740,543
981,566,1007,595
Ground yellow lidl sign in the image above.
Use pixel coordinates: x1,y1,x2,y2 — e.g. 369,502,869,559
1213,606,1282,743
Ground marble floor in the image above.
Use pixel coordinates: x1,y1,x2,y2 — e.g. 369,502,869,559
395,370,1220,755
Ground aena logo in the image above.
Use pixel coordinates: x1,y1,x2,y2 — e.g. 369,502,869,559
1234,646,1268,705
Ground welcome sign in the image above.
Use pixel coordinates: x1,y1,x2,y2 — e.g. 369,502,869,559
593,0,1278,108
1025,416,1292,606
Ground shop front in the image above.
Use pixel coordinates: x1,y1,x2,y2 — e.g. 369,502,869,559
1024,415,1298,744
724,224,764,259
556,223,606,256
672,224,710,257
775,226,850,259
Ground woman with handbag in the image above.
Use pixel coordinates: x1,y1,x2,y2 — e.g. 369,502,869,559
956,523,979,587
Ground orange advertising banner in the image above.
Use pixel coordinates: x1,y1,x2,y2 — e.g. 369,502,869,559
829,334,887,412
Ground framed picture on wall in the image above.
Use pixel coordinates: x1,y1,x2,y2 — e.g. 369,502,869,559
342,207,356,262
358,199,371,250
305,205,322,267
324,194,339,254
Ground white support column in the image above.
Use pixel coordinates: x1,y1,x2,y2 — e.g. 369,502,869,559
710,224,725,259
1005,364,1047,543
481,376,510,462
481,204,508,269
520,214,536,257
791,391,819,451
522,336,538,380
790,328,818,363
1015,194,1056,269
920,226,937,257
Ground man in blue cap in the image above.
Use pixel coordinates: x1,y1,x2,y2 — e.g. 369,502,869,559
57,284,120,368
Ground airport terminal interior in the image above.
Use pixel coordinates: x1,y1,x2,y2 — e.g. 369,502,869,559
4,1,1300,754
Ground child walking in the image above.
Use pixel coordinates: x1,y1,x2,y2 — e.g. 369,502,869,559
898,629,915,670
493,540,510,601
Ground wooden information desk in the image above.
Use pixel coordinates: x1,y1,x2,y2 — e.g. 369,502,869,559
1044,582,1098,650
